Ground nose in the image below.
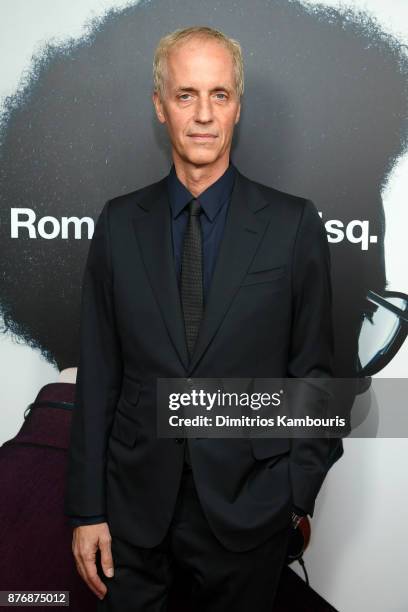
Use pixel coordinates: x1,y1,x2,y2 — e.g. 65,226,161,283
194,96,213,124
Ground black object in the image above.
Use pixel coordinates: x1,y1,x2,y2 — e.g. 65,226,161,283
180,198,204,358
357,289,408,376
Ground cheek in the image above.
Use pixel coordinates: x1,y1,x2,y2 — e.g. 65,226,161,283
227,113,239,131
174,118,191,141
219,114,236,134
164,109,184,134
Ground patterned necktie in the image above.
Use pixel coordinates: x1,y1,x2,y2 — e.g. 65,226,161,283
180,198,204,359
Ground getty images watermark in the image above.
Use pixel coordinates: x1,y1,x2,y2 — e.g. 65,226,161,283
155,378,408,439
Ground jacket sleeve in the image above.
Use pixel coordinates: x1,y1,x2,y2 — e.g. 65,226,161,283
287,199,338,517
64,200,123,519
68,514,107,527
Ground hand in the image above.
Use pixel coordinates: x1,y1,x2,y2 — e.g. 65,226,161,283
72,522,114,600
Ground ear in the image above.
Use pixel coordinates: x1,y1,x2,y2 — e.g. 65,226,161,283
234,100,241,125
152,91,166,124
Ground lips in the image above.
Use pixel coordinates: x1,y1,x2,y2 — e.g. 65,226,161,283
189,134,217,140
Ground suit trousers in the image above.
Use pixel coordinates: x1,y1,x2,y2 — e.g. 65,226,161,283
97,461,292,612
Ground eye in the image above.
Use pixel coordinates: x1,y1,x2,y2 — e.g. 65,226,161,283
215,93,227,100
178,94,192,101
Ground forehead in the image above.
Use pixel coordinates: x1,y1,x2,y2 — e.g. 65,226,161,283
165,38,235,88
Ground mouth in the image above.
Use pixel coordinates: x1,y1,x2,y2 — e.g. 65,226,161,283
188,134,218,141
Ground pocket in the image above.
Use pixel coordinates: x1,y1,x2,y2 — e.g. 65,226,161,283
110,410,140,448
241,265,286,286
111,376,142,446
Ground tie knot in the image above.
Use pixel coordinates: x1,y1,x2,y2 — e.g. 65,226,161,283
189,198,201,216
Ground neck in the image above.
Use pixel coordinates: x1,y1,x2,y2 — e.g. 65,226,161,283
172,155,230,197
58,367,77,383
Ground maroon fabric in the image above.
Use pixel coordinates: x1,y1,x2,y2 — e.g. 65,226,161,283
0,381,189,610
0,382,96,611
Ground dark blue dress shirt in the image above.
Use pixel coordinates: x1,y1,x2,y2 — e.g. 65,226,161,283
166,160,237,303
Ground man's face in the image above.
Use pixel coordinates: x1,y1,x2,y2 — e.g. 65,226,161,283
153,37,241,168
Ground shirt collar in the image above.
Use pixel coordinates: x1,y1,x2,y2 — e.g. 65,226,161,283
166,161,237,222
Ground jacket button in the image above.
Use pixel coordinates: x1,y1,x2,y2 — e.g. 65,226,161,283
175,438,185,444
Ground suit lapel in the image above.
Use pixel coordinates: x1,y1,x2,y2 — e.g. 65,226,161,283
132,178,190,371
131,170,271,375
187,170,271,374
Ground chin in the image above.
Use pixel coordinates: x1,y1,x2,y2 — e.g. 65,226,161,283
184,150,220,167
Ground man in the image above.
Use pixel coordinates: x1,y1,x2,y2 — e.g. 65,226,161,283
65,25,342,611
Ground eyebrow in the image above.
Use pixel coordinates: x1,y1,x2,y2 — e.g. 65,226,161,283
174,85,232,94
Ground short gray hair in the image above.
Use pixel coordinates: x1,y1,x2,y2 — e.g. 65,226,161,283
153,26,244,100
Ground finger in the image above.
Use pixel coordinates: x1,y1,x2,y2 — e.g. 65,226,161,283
99,536,114,578
72,532,88,582
72,533,87,583
75,552,105,599
72,528,110,599
73,531,107,600
82,553,107,598
74,552,103,599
